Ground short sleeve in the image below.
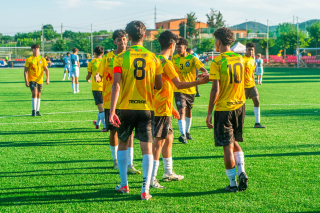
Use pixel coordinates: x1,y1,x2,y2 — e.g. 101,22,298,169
209,60,220,80
97,56,106,76
113,56,122,73
24,59,29,67
155,57,163,75
194,58,204,69
165,61,178,80
87,61,92,72
43,58,48,67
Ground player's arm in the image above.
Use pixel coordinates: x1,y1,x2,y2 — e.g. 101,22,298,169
44,66,50,85
95,72,102,82
77,57,80,68
194,57,209,76
171,75,209,89
109,71,121,127
155,57,163,90
86,72,92,83
172,106,180,119
24,67,29,87
199,67,209,76
95,57,105,83
206,80,219,129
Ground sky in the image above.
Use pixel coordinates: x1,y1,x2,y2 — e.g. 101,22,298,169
0,0,318,36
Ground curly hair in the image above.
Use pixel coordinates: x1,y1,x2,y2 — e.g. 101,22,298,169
31,44,40,49
72,47,79,53
113,30,127,41
125,21,146,42
246,42,255,48
94,45,104,56
176,37,188,46
158,30,178,50
213,27,235,46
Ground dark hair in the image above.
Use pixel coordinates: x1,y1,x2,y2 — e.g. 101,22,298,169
67,52,70,55
246,42,255,48
113,30,127,41
31,44,40,49
94,45,104,56
176,37,188,46
104,50,109,55
125,21,146,42
72,48,79,53
158,30,178,50
213,27,235,46
186,48,192,53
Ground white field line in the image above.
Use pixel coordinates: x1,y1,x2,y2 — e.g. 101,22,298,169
197,104,320,106
0,110,96,119
0,120,92,125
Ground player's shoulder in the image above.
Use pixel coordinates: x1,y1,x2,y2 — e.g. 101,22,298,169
106,51,115,58
171,54,180,60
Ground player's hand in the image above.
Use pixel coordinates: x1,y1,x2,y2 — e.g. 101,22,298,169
87,79,92,83
206,114,213,129
46,78,49,85
172,108,180,119
199,74,209,84
25,81,29,87
110,112,121,128
94,72,100,82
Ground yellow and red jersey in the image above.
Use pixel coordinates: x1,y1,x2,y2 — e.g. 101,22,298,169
97,51,116,109
209,51,246,111
154,55,179,117
243,55,256,88
171,53,204,94
87,58,103,91
24,55,48,84
113,45,163,111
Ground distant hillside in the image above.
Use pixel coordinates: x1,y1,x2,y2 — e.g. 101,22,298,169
230,19,320,33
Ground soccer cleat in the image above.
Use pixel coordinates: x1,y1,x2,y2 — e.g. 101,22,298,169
32,110,36,117
73,90,76,94
127,165,141,175
162,171,184,182
101,128,107,132
195,93,201,97
186,132,194,140
93,121,100,129
113,160,118,170
62,78,65,81
150,179,166,189
238,172,249,192
36,111,42,116
178,135,188,144
68,78,70,80
254,123,266,128
115,185,129,193
225,185,238,193
77,90,80,93
141,192,152,200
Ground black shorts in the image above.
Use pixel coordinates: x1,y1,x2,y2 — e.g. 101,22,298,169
174,92,195,110
117,110,154,142
104,109,117,132
29,81,43,92
245,86,259,99
214,105,245,147
154,116,173,139
92,91,103,105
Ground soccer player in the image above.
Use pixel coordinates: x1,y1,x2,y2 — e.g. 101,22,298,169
24,44,50,116
69,48,80,93
244,43,266,128
151,31,209,188
62,52,70,81
171,38,208,143
186,48,201,97
255,53,264,85
109,21,163,200
206,27,248,193
86,45,107,132
95,30,141,174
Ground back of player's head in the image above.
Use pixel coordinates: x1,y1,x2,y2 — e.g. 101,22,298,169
186,48,192,53
213,27,235,46
257,53,261,57
67,52,70,56
177,38,188,46
113,30,126,41
94,45,104,56
246,42,255,48
72,48,79,53
158,30,178,50
31,44,40,50
125,21,146,42
104,50,109,54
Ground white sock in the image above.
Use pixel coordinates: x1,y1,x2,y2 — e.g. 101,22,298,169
254,107,260,124
260,76,263,83
110,145,118,161
99,112,106,128
72,83,75,92
178,119,186,136
234,151,245,176
185,117,192,133
151,160,159,181
68,72,70,78
141,154,153,194
118,150,128,187
96,112,101,126
31,98,37,110
63,73,66,79
76,84,79,91
36,98,41,112
127,147,134,166
163,157,172,175
226,168,237,187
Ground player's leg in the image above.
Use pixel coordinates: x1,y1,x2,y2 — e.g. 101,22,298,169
30,82,37,116
252,92,266,128
223,143,238,192
127,133,141,174
68,68,70,80
195,69,200,97
185,94,195,140
115,137,130,193
174,92,187,143
106,109,119,169
75,76,79,93
62,68,67,80
36,84,43,116
260,73,263,84
71,74,76,93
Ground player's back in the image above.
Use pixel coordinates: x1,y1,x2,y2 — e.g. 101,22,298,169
209,51,246,111
113,45,162,111
69,54,79,71
63,56,69,65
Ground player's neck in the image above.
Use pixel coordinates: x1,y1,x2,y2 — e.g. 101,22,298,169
160,49,171,59
219,46,231,54
114,47,124,55
33,53,39,57
245,54,252,58
179,52,187,57
131,40,143,47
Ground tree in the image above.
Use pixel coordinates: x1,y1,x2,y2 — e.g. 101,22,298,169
277,32,291,56
186,12,197,38
151,28,164,53
206,8,225,29
259,38,275,55
63,30,77,39
307,22,320,49
17,38,40,47
52,39,68,51
197,38,215,53
1,35,13,43
75,38,90,52
43,24,54,31
179,21,186,38
101,37,116,50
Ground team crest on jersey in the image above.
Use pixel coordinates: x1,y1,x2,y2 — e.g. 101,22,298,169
39,61,42,64
177,101,181,106
185,62,190,67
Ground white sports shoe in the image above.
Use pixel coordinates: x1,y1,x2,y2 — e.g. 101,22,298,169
73,90,76,94
62,78,65,81
162,171,184,182
77,90,80,93
150,179,166,189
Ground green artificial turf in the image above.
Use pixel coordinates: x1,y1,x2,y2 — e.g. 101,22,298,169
0,67,319,212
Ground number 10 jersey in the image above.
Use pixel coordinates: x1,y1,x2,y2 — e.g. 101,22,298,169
113,45,163,111
209,51,246,111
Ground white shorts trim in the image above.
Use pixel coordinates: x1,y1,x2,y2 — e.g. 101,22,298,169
70,68,79,77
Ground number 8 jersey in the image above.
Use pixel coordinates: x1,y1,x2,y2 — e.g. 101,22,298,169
113,45,163,111
209,51,246,111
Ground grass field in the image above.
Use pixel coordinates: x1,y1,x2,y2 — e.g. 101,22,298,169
0,66,319,212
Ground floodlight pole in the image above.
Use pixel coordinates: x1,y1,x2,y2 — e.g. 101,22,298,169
297,17,299,69
184,22,186,39
91,23,93,57
42,24,44,56
61,23,63,40
267,20,269,66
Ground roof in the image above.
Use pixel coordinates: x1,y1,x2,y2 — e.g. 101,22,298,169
156,18,185,24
